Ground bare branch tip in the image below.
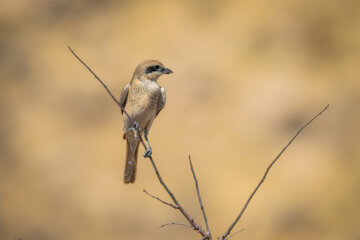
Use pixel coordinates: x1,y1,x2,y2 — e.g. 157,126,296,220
158,222,193,229
67,46,75,54
224,229,244,240
221,105,329,239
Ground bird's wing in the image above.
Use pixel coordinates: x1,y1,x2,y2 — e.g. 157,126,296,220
156,87,166,117
119,84,129,113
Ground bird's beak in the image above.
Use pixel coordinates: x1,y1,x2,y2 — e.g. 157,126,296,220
161,67,173,74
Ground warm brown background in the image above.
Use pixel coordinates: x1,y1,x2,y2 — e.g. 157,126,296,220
1,0,359,239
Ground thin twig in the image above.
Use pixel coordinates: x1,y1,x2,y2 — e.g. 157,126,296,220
69,46,207,238
68,46,150,153
224,229,244,240
189,155,211,239
147,155,207,237
68,46,134,124
143,189,178,209
220,104,329,240
158,222,193,229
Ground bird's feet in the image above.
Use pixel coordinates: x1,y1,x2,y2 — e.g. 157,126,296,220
128,121,140,132
133,121,140,132
128,122,140,141
143,147,152,158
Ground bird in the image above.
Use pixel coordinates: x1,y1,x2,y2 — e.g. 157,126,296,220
119,60,173,184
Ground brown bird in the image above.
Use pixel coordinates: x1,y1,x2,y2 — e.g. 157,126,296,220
119,60,173,184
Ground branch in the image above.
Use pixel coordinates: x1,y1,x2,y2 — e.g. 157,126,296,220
68,46,152,156
146,155,207,237
158,222,193,229
67,46,134,124
224,229,244,240
189,155,211,239
143,189,178,209
68,46,207,238
220,104,329,240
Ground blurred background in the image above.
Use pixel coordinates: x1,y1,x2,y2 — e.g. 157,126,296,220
0,0,359,239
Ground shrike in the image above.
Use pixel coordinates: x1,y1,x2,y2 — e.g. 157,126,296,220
119,60,172,184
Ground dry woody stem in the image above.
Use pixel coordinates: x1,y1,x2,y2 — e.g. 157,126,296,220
69,46,329,240
158,222,193,229
143,189,178,209
189,155,212,239
219,104,329,240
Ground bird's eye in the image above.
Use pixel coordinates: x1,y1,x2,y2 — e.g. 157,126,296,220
146,66,154,73
146,65,162,74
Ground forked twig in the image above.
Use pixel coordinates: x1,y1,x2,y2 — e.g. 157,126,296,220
143,189,178,209
224,229,244,240
219,104,329,240
146,155,207,237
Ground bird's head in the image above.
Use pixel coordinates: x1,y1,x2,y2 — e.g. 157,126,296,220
132,60,173,81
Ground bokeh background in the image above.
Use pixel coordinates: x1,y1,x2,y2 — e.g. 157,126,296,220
1,0,359,239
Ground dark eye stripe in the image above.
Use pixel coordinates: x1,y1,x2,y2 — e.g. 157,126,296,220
146,65,161,73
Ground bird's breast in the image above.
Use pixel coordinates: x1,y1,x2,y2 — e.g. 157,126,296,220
125,81,160,118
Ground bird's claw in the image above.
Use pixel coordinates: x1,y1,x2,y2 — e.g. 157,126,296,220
128,122,140,141
133,121,140,131
143,147,152,158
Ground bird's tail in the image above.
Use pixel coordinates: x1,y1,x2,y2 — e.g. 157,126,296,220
124,139,139,184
